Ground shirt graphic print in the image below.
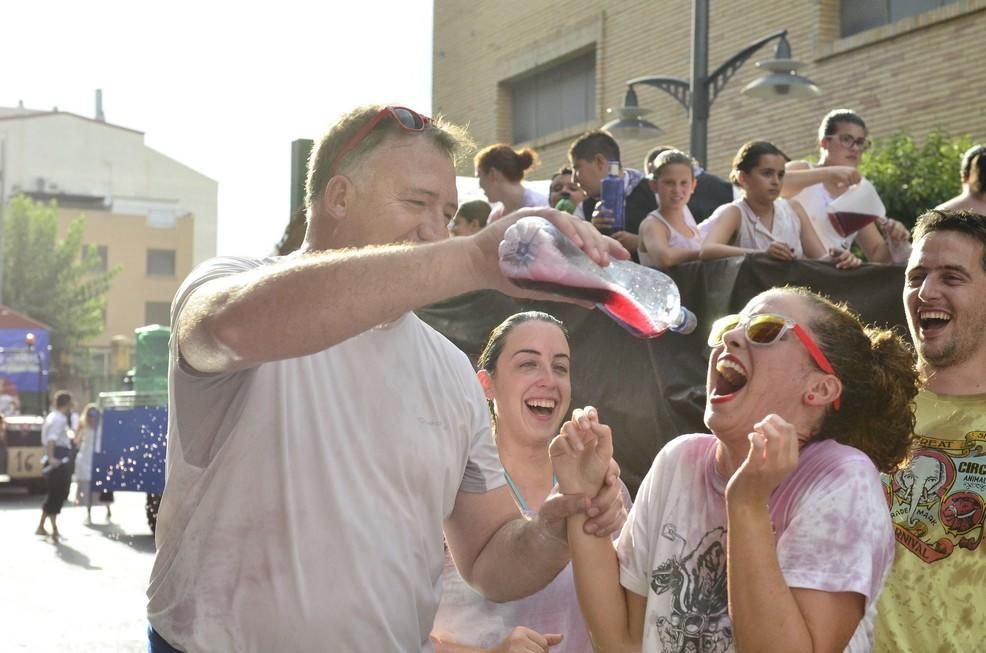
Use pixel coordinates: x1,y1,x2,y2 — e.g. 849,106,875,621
649,523,730,653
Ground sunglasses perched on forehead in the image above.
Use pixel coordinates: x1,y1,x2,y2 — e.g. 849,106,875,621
329,106,431,177
827,133,871,152
708,313,841,410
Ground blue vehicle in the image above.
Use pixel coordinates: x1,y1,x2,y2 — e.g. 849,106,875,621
0,318,51,493
92,325,170,532
94,390,168,531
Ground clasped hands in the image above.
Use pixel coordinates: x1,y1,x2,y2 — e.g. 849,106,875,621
549,406,614,500
540,406,624,540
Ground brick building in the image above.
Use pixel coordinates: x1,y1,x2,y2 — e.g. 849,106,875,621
433,0,985,180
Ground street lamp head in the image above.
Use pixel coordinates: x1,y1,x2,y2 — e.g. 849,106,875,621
742,72,820,98
602,86,663,141
742,34,820,99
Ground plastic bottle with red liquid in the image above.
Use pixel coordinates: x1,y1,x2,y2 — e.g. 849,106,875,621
498,216,697,338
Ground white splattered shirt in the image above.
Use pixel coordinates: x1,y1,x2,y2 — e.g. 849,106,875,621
617,434,894,653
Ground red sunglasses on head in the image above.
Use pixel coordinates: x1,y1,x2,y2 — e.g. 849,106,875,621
709,312,841,411
328,105,431,177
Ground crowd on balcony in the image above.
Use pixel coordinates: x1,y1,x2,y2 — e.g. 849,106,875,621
453,109,985,279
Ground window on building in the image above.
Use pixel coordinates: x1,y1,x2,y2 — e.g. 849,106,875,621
511,51,596,143
145,302,171,326
841,0,959,36
83,244,109,272
147,249,176,277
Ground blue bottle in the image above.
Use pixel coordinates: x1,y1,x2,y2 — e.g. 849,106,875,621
599,160,625,233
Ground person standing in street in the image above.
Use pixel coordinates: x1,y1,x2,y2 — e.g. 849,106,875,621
36,390,75,541
74,403,114,522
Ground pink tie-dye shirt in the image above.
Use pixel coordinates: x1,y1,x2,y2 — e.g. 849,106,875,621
617,434,894,653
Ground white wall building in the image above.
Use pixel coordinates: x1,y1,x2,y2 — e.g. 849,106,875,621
0,97,217,265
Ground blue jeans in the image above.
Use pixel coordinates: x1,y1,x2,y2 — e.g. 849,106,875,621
147,625,183,653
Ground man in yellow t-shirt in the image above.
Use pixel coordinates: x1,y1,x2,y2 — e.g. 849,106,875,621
875,209,986,651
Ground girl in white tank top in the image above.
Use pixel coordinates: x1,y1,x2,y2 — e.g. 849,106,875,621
700,141,860,269
638,150,703,269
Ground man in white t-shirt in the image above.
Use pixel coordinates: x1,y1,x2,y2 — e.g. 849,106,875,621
36,390,75,540
146,105,629,653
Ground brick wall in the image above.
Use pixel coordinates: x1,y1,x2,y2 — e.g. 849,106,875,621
433,0,986,180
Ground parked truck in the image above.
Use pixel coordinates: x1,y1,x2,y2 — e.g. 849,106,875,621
0,313,51,493
93,324,169,531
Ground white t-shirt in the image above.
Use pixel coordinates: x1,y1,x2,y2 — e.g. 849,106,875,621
42,410,72,449
147,256,504,653
522,185,549,208
617,434,894,653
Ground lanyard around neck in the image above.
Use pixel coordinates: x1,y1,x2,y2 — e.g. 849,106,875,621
503,470,557,513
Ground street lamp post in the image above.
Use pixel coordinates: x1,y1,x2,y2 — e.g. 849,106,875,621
603,0,820,167
25,332,44,414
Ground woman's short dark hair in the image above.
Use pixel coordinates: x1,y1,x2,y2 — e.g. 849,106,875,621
477,311,568,373
474,145,539,182
729,141,789,185
817,108,868,142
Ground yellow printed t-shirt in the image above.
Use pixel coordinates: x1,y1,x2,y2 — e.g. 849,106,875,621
874,390,986,652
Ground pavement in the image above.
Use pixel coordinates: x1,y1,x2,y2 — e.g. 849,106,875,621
0,484,155,652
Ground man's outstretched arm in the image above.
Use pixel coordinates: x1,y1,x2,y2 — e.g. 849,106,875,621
179,208,627,374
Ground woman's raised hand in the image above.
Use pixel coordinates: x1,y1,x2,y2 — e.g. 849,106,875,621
826,165,862,189
725,414,801,505
549,406,613,497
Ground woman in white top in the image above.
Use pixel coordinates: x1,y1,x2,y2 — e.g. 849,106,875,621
701,141,860,269
431,311,630,653
475,144,549,215
74,403,113,521
638,150,704,269
782,109,910,261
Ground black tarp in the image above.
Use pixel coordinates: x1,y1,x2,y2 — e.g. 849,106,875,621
416,254,908,494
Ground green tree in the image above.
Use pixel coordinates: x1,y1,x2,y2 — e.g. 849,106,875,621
2,195,119,374
858,128,973,229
